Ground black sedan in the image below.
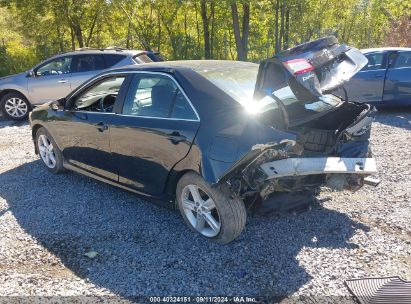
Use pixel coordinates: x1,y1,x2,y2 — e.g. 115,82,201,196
30,37,378,244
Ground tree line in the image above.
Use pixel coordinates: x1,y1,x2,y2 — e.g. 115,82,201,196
0,0,410,76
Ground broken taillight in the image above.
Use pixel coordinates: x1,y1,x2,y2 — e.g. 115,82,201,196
284,59,314,75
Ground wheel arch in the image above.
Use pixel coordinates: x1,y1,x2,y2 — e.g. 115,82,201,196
31,123,63,155
0,89,31,107
31,123,44,140
31,123,46,154
165,169,199,202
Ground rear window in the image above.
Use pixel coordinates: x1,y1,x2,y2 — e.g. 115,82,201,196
104,54,126,68
195,61,341,119
133,54,153,64
194,62,259,107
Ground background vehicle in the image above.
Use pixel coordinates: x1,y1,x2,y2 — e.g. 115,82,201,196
0,48,156,120
145,51,166,62
334,47,411,106
30,37,377,244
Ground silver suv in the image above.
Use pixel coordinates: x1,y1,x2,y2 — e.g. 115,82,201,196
0,48,154,120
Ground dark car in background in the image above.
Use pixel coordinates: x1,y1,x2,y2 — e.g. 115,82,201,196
29,37,377,244
334,47,411,106
145,51,166,62
0,48,156,120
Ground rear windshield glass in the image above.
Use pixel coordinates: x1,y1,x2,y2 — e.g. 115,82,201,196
194,61,341,119
133,54,153,64
194,62,259,106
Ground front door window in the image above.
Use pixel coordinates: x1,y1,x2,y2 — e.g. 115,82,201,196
74,76,126,113
36,57,72,76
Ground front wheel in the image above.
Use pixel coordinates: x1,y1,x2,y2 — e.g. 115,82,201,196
35,127,65,174
176,172,246,244
1,92,31,120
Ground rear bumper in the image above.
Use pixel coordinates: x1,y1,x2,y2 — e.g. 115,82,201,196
261,157,377,179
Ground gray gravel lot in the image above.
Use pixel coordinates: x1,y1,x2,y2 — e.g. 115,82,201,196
0,109,410,301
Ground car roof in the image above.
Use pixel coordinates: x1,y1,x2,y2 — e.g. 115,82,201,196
361,47,411,53
49,48,147,59
106,60,258,73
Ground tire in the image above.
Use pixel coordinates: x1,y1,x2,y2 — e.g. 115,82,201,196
176,172,246,244
0,92,31,120
35,127,65,174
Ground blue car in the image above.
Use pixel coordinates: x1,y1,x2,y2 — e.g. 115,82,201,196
334,47,411,106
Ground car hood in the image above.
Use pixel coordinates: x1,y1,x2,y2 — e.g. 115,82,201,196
0,71,28,83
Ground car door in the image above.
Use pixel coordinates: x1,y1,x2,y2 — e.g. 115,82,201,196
69,54,106,91
339,52,387,103
109,72,200,196
27,56,73,105
55,75,129,181
383,51,411,105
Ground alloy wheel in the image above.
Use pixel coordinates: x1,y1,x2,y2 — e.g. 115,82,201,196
4,97,28,118
181,184,221,237
38,134,57,169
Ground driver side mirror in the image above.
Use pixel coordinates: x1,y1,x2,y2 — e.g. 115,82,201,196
50,98,66,111
27,70,35,78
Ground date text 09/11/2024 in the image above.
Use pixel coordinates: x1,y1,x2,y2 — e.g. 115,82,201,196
149,296,258,303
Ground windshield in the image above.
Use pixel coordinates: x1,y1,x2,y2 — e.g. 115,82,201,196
194,61,341,119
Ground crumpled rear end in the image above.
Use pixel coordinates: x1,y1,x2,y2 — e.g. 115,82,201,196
221,102,377,201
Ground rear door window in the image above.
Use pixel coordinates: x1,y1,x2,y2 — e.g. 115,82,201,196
72,55,105,73
170,91,197,120
393,52,411,68
104,54,127,68
123,74,197,120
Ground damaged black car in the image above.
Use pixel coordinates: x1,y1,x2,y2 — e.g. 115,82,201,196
30,36,377,244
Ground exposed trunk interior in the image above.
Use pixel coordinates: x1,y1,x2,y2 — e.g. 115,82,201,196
289,101,370,155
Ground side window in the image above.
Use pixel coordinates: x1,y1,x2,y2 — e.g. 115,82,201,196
35,57,72,76
387,52,398,68
104,54,127,68
74,76,125,113
362,53,385,71
72,55,105,73
393,52,411,68
170,91,197,120
123,74,197,120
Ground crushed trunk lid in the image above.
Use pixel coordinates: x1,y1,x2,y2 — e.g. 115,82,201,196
254,36,368,103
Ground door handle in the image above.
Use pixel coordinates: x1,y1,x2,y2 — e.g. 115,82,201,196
167,131,186,144
58,79,67,83
96,121,108,132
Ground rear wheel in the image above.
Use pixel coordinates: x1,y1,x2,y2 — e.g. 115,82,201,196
1,92,31,120
176,172,246,244
35,127,65,174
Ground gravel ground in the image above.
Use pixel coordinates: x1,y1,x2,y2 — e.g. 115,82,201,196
0,109,410,302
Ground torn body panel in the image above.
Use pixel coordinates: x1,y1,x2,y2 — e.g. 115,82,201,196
211,36,377,206
219,101,377,202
